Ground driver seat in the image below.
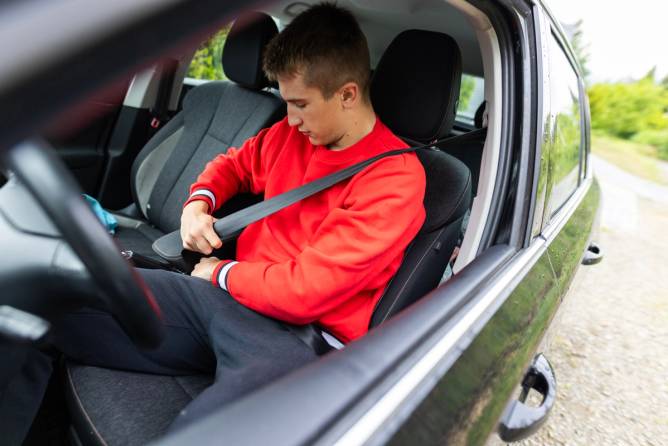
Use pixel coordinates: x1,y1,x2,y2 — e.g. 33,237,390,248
64,29,471,446
112,11,284,262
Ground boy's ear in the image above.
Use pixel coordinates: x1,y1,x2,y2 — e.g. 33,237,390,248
339,82,359,107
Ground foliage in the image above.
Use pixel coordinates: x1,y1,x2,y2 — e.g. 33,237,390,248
187,27,230,81
631,129,668,160
588,71,668,139
550,104,581,185
458,74,476,111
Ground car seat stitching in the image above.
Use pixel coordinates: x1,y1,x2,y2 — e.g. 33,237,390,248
65,366,109,446
173,376,203,400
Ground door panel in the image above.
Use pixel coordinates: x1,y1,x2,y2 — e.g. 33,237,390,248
547,179,600,296
388,246,558,445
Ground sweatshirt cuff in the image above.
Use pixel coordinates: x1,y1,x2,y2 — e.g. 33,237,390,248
211,260,238,292
184,189,216,213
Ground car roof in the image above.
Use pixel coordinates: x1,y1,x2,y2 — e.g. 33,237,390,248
263,0,484,76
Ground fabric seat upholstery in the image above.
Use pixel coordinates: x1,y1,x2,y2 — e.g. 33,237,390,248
114,11,284,260
369,30,472,326
65,365,213,446
437,127,487,196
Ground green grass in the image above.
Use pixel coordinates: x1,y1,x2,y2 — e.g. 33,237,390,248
592,133,668,185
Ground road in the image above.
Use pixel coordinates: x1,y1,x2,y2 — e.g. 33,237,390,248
488,155,668,445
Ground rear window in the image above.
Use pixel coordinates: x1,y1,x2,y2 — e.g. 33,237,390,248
456,74,485,127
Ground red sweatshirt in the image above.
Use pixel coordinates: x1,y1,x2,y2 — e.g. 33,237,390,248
185,117,425,342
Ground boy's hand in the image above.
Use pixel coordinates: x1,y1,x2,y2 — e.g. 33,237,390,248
180,201,223,254
191,256,222,281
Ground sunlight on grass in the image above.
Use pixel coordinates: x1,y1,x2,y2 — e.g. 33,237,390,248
592,134,668,185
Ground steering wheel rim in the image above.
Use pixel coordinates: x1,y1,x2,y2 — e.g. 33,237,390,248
3,139,164,348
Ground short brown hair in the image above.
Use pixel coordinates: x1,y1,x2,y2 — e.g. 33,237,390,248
263,3,370,101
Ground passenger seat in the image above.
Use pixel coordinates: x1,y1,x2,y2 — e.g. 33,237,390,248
113,12,285,260
437,100,487,196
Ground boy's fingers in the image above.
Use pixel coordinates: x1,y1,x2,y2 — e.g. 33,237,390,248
203,225,223,249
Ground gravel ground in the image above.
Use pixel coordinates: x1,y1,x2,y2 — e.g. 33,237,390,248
488,156,668,446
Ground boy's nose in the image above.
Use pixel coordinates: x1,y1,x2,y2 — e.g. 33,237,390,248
287,112,302,127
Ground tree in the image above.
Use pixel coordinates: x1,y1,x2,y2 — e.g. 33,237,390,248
187,27,230,81
588,75,668,138
457,74,476,112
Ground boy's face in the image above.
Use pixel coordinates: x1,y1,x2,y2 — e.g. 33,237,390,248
278,73,347,149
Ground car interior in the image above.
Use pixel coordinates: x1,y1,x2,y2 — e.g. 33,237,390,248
4,0,523,444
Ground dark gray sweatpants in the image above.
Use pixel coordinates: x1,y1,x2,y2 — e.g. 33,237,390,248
0,268,318,444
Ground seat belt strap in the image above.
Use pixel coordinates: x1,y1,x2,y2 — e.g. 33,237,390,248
153,144,434,262
211,145,428,241
149,58,178,130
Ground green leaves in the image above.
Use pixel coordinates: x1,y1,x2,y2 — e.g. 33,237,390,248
588,74,668,145
186,26,231,81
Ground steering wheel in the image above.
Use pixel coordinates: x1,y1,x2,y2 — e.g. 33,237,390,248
2,140,164,348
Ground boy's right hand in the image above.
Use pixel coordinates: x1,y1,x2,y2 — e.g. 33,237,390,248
180,201,223,255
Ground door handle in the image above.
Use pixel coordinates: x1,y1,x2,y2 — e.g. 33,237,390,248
582,242,603,265
498,353,556,442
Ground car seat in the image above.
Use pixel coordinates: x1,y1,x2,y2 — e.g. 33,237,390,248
113,12,284,261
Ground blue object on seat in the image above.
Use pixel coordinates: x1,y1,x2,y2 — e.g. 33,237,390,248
83,194,118,234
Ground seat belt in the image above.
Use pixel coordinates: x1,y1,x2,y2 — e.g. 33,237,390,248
148,58,179,133
153,144,434,263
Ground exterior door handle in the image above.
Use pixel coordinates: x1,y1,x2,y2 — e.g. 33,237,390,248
498,353,556,442
582,242,603,265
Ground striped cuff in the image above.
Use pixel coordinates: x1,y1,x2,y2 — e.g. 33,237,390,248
211,260,238,292
185,189,216,213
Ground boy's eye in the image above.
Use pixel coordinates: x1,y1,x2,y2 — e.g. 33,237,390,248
294,102,306,109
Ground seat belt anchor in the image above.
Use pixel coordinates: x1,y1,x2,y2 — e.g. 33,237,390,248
150,117,161,129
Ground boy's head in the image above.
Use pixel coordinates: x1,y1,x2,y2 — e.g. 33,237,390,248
263,3,370,102
262,3,373,148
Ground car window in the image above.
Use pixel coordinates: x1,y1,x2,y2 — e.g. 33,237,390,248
186,25,231,82
456,73,485,127
545,33,582,217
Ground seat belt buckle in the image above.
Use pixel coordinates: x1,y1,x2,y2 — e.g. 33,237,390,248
150,117,161,129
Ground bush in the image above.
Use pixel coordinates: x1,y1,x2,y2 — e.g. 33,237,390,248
631,129,668,160
187,27,230,81
588,75,668,139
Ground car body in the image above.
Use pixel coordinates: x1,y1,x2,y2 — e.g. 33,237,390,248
0,0,601,445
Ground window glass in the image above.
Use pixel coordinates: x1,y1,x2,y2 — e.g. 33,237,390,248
545,36,582,216
186,26,231,81
456,74,485,127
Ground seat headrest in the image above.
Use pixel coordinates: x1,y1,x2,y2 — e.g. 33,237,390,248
222,12,278,90
474,100,487,128
371,30,462,144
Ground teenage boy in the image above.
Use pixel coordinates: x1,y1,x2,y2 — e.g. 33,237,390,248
1,3,425,442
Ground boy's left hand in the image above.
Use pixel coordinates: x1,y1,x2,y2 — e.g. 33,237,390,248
191,256,222,281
